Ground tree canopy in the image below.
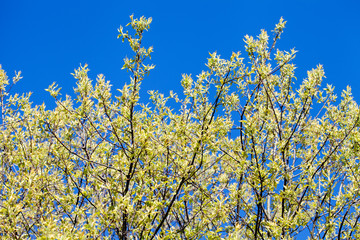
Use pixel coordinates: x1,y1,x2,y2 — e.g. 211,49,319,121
1,15,360,239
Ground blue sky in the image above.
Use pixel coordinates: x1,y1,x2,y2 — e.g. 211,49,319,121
1,0,360,107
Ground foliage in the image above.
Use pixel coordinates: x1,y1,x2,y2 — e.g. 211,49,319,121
1,15,360,239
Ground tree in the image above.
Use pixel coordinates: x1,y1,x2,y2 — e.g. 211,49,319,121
1,15,360,240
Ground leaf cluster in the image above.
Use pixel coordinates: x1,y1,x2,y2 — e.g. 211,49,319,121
1,16,360,240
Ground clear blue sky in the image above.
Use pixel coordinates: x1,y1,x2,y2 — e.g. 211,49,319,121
1,0,360,108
